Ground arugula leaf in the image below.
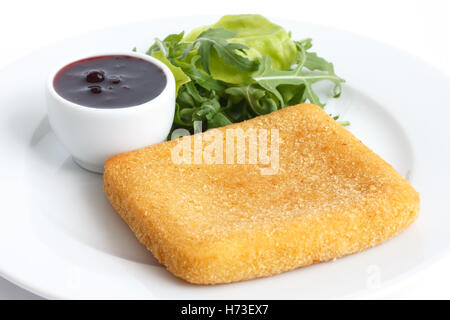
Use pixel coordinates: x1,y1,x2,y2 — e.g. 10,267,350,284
173,103,192,127
295,39,343,97
207,111,233,129
183,28,257,74
225,85,278,115
147,31,185,57
178,93,232,129
222,97,253,123
175,56,227,91
192,98,221,121
278,84,306,106
183,82,207,105
304,52,335,73
252,55,344,107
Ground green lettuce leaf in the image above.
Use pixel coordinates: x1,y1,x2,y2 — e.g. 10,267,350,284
183,14,297,84
151,51,190,93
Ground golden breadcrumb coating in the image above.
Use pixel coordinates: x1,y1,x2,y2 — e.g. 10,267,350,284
104,104,420,284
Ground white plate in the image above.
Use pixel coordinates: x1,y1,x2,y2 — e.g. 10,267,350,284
1,16,449,299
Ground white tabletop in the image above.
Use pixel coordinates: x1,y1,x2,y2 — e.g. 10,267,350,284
1,0,449,299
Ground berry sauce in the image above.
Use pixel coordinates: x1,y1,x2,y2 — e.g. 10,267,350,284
53,55,167,108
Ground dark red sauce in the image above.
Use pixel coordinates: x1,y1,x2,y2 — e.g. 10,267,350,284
53,55,167,108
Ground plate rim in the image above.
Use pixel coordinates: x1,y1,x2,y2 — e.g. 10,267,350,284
1,15,450,299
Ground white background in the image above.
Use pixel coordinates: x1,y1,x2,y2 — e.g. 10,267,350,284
0,0,449,299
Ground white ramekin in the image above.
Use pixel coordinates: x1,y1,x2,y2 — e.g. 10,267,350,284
46,52,176,173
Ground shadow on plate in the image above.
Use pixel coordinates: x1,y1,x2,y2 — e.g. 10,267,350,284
25,115,161,267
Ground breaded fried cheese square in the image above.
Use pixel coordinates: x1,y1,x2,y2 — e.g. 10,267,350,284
103,104,419,284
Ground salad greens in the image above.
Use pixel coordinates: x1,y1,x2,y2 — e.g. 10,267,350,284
143,14,345,138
